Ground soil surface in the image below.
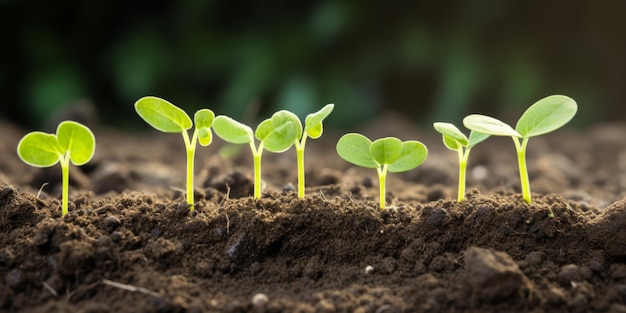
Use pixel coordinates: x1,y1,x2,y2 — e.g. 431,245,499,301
2,113,626,312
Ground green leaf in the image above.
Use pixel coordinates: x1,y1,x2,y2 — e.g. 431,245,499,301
467,131,490,148
213,115,254,144
370,137,403,165
194,109,215,129
336,133,379,168
197,127,212,146
256,110,301,152
442,134,461,150
515,95,578,138
388,141,428,173
255,119,273,142
304,104,334,139
135,96,192,133
433,122,468,146
195,109,215,146
17,132,62,167
463,114,521,137
56,121,95,165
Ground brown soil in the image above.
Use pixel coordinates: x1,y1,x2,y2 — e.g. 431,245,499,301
2,113,626,313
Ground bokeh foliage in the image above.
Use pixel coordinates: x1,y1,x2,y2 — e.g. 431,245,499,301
1,1,624,128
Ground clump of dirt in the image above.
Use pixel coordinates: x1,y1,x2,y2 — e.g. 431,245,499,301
1,116,626,312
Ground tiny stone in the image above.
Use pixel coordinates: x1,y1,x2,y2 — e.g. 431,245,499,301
282,183,295,193
471,165,488,181
524,251,545,267
5,269,26,291
558,264,582,285
365,265,374,274
252,293,269,307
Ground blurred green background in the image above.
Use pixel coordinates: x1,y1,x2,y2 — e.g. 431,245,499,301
1,0,624,129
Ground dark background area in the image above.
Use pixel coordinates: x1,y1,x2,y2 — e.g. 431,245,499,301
1,0,625,130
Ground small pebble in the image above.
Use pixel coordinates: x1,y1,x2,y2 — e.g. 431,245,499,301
365,265,374,274
5,269,26,290
471,165,488,181
252,293,268,307
282,183,295,193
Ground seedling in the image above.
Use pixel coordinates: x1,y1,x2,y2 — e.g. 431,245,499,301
433,122,489,202
293,104,334,198
213,111,301,198
336,134,428,209
135,96,214,210
463,95,577,204
17,121,95,217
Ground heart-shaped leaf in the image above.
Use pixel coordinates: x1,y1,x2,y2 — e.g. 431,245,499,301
336,133,379,169
56,121,95,165
304,104,334,139
463,114,521,137
388,141,428,173
515,95,577,138
17,132,62,167
135,96,192,133
370,137,403,165
256,110,301,152
213,115,254,144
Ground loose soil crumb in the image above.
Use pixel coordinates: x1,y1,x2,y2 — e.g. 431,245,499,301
1,116,626,312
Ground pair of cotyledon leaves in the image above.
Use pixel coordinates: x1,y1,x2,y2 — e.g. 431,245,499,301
135,96,214,146
336,134,428,173
17,121,95,168
212,104,334,152
463,95,578,139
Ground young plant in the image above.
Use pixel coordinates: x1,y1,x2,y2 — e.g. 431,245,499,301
433,122,489,202
293,104,334,198
336,134,428,209
213,111,301,198
463,94,577,204
135,96,214,210
17,121,95,217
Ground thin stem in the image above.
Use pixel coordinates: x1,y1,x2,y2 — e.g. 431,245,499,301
457,148,468,202
377,165,388,209
182,131,197,210
296,135,308,198
60,156,70,217
513,137,531,203
251,142,263,199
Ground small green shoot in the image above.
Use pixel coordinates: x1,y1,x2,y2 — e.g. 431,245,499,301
463,95,577,204
17,121,95,217
293,104,334,198
213,111,301,198
336,134,428,209
433,122,489,202
135,96,214,210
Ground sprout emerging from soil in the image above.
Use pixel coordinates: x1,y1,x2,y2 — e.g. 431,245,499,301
135,96,214,210
433,122,489,202
213,111,301,198
336,134,428,209
463,95,577,204
17,121,95,217
293,104,334,198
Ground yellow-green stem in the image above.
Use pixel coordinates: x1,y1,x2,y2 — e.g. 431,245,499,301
61,157,70,217
296,147,305,198
457,148,468,202
186,147,195,209
377,165,388,209
514,137,532,203
458,161,467,203
252,142,263,199
182,131,197,211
